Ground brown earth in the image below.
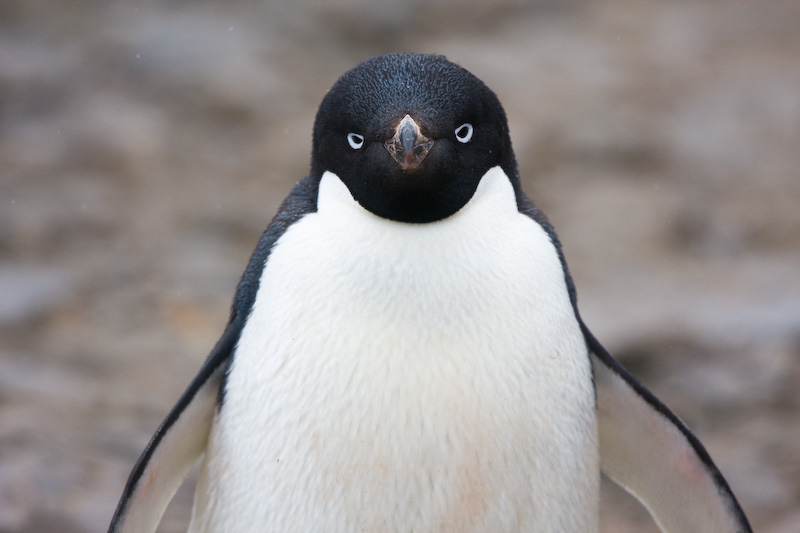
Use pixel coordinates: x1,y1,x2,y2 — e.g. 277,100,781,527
1,1,799,531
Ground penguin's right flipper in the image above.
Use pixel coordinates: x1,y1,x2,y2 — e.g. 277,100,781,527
107,324,236,533
108,177,319,533
585,326,752,533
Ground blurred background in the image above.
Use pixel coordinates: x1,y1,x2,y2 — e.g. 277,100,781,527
1,0,799,531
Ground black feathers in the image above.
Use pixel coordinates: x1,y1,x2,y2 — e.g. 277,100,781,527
311,53,518,223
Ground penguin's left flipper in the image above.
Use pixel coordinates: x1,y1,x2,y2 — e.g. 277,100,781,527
585,326,752,533
107,324,237,533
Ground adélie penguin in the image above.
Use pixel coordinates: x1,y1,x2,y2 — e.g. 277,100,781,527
109,53,751,532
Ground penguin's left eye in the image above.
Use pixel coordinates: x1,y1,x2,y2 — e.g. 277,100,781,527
454,123,473,143
347,133,365,150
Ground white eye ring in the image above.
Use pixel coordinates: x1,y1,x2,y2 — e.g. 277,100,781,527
347,133,365,150
455,123,473,143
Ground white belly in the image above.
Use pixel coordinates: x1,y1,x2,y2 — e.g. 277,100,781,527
189,168,599,532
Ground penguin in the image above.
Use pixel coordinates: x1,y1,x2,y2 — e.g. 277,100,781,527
108,53,751,532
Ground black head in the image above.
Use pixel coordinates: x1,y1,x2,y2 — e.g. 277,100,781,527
311,53,518,223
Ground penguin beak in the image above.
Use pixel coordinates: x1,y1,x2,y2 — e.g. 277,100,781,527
384,114,434,171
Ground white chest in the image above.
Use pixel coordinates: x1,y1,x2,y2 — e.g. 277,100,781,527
190,168,599,532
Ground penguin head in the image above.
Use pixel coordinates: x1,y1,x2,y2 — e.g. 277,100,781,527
311,53,518,223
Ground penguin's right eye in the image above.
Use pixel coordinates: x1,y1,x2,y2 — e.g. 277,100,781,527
347,133,365,150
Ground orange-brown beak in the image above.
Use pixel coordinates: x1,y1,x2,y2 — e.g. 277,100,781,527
384,114,434,171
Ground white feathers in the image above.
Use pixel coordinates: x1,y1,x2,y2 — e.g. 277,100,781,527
190,167,599,532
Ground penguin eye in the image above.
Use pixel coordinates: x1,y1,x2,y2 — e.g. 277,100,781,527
454,123,473,143
347,133,365,150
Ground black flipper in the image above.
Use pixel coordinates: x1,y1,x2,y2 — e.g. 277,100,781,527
585,325,752,532
515,185,750,531
107,326,235,533
108,177,319,532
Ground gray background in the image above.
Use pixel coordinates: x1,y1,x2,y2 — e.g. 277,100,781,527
1,0,799,531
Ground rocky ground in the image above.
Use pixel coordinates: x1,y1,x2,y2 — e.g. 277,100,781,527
1,0,799,531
